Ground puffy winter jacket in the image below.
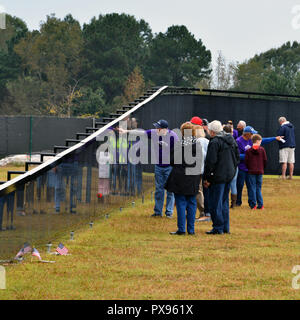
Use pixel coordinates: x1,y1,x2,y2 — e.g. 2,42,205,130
203,132,240,184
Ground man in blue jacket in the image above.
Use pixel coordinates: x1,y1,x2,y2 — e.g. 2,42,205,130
277,117,296,180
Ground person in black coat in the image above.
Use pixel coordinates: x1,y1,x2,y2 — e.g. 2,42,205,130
165,122,203,235
203,120,240,235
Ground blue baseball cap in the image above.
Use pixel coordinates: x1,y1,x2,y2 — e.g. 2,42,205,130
243,126,258,134
153,119,169,129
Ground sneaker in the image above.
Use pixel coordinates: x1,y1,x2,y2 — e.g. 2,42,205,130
206,229,224,235
151,213,162,217
257,206,264,210
170,231,186,235
166,214,173,219
251,205,257,210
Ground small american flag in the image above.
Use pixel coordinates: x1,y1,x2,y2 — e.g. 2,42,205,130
15,242,32,259
56,243,68,255
32,248,42,260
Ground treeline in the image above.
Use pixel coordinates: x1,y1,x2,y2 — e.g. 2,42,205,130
213,42,300,95
0,13,211,117
1,13,300,117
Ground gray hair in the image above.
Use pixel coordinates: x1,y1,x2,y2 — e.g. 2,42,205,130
278,117,286,123
238,120,246,128
208,120,223,134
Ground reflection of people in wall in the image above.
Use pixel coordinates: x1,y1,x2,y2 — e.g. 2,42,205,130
0,192,16,231
117,119,179,217
127,117,143,196
54,158,79,214
98,151,110,202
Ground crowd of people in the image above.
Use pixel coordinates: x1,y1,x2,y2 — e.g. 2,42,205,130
146,116,296,236
0,115,295,236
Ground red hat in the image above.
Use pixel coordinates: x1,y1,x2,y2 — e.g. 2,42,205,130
190,116,203,126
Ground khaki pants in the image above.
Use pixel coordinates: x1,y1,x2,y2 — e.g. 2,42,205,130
196,175,205,218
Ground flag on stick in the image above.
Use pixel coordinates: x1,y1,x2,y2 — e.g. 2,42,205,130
32,248,42,261
15,242,32,259
56,243,68,255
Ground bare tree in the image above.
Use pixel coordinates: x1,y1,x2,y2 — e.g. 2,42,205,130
213,51,237,90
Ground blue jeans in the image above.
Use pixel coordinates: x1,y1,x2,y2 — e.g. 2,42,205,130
203,183,210,215
237,169,250,206
209,183,230,233
154,165,175,216
248,174,263,208
230,168,238,195
174,194,197,234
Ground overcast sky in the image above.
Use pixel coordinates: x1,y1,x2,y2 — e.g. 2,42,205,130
1,0,300,66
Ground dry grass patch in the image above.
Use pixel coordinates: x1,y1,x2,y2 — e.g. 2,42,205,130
0,176,300,300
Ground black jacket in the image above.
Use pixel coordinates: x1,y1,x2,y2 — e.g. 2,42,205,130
165,137,202,196
203,132,240,184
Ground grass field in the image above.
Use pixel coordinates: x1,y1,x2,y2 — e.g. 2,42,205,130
0,171,300,300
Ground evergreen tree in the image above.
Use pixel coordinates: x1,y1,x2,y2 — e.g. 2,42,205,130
82,13,152,104
145,25,211,86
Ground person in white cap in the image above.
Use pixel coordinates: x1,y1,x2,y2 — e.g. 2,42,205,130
203,121,240,235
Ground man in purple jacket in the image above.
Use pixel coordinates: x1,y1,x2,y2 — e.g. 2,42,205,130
117,119,179,218
236,126,282,207
147,120,179,217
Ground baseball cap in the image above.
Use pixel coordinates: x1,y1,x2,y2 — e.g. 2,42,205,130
153,119,169,129
243,126,258,134
202,118,209,126
190,116,203,126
